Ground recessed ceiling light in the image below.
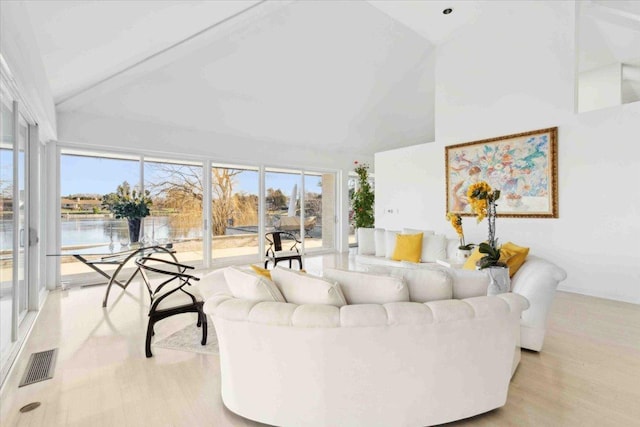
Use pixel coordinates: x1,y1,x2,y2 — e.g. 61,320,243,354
443,8,453,15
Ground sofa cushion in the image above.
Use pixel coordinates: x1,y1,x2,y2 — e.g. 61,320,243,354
374,228,386,257
396,268,453,302
403,228,435,237
391,233,423,263
357,228,376,255
422,233,448,262
322,268,409,304
500,242,530,277
449,269,490,299
271,266,347,307
385,230,400,258
223,266,286,302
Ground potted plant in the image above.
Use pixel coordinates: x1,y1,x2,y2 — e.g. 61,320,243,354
102,181,152,244
467,181,509,295
446,212,475,260
351,161,375,243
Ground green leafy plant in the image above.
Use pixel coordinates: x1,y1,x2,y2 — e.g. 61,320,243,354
351,161,375,228
102,181,152,219
476,241,506,269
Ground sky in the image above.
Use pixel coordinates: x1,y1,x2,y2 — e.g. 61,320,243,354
60,155,322,198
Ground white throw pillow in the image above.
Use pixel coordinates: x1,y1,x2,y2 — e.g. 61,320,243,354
385,230,400,258
271,266,347,307
374,228,386,257
402,228,435,237
357,228,376,255
421,234,448,262
223,266,286,302
396,268,453,302
322,268,409,304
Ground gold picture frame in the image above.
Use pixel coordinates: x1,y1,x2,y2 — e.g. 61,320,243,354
445,127,558,218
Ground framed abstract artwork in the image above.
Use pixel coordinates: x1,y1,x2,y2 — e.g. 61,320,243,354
445,127,558,218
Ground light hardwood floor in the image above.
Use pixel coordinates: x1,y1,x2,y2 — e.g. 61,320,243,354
1,254,639,426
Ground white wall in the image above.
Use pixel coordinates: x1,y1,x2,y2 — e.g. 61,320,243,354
376,1,640,304
0,1,56,139
57,111,372,253
579,63,622,112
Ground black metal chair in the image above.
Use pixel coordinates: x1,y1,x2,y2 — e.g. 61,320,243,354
264,231,303,269
135,256,207,358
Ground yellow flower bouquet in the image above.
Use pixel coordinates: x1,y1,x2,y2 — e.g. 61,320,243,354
467,181,505,269
446,212,474,250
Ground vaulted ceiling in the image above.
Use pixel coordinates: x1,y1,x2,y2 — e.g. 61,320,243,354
21,0,640,155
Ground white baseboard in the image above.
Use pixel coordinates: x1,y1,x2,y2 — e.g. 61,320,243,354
557,284,639,305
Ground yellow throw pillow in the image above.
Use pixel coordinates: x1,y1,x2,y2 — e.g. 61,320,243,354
463,247,484,270
251,264,272,279
500,242,530,277
391,233,423,263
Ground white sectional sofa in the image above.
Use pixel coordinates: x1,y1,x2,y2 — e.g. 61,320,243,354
200,266,529,427
354,228,567,351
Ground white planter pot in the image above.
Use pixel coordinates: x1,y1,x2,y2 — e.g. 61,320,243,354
456,249,472,262
485,266,511,295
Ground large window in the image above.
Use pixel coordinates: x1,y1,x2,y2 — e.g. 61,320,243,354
0,94,15,361
212,165,259,260
57,150,338,283
145,158,203,263
59,152,140,279
304,172,335,252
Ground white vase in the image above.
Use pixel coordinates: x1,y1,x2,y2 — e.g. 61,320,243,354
456,249,472,262
486,266,511,295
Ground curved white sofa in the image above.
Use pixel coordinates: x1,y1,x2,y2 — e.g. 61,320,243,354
357,253,566,352
202,280,529,427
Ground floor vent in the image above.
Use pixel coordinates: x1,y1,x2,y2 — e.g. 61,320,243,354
19,349,58,387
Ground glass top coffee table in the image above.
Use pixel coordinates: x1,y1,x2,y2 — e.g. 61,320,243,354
49,243,177,307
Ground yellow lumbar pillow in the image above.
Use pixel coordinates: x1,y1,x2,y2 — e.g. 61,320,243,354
391,233,423,263
500,242,530,277
463,247,484,270
251,265,272,279
463,242,529,276
251,265,306,279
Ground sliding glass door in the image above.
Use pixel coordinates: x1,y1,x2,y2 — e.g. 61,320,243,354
16,114,28,320
0,95,15,360
211,165,259,261
0,92,32,366
145,158,204,263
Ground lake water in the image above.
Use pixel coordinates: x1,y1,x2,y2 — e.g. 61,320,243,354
0,216,203,251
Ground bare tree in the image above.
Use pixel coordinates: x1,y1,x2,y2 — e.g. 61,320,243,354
145,164,243,236
211,168,241,235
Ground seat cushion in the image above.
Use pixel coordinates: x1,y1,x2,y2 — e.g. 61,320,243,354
271,266,347,307
322,268,409,304
223,266,286,302
269,250,301,259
